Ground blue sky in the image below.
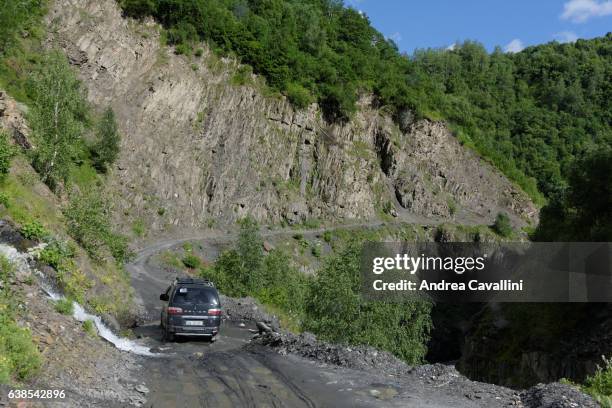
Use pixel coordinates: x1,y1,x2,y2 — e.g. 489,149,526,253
346,0,612,54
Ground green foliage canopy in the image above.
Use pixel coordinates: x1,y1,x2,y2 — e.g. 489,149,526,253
27,52,89,190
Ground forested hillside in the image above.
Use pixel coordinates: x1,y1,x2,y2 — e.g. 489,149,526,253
120,0,611,204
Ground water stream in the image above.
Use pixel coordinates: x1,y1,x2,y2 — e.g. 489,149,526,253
0,243,156,357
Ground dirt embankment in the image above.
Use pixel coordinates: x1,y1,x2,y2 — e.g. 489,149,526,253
0,222,147,407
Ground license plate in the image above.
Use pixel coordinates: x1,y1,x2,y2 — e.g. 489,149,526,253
185,320,203,326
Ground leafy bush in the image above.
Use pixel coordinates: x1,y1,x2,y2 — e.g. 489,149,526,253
174,43,191,55
63,187,131,263
0,131,14,183
231,65,253,86
182,254,201,269
91,107,120,173
20,221,48,240
0,256,41,384
286,83,313,109
202,219,431,363
0,192,9,207
0,319,41,384
132,219,145,237
583,356,612,407
303,241,432,364
492,212,513,237
54,298,74,315
82,319,96,336
39,239,75,270
201,217,307,318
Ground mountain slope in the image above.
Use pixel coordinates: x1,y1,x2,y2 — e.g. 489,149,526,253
46,0,536,234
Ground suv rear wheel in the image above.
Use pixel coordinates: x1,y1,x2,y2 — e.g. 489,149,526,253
162,326,175,342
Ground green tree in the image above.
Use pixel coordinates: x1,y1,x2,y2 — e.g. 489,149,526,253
304,241,432,364
236,216,264,288
492,212,513,237
91,107,120,173
534,147,612,241
28,52,88,190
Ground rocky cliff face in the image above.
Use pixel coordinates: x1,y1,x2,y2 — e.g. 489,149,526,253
46,0,537,232
0,91,30,149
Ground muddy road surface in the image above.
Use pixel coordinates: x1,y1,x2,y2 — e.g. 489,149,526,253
127,237,519,408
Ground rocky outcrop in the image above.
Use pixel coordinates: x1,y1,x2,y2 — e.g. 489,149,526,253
46,0,537,233
0,90,31,149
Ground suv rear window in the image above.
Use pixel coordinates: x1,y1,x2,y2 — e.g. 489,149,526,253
171,286,219,307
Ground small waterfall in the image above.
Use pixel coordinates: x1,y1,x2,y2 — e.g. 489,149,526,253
0,243,157,357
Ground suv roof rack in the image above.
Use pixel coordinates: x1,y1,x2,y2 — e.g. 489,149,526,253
174,277,215,287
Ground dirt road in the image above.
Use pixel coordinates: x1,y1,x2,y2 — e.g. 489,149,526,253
126,234,522,408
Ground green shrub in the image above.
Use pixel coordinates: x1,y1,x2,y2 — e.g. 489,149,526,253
194,48,203,57
54,298,74,315
64,187,131,263
157,207,165,216
286,83,313,109
0,256,41,384
132,219,145,237
182,254,201,269
231,65,252,86
202,220,432,364
0,192,9,207
322,230,332,243
39,240,75,270
174,43,191,55
492,212,513,237
90,107,120,173
20,221,48,240
303,241,432,364
311,244,321,258
0,319,41,384
82,319,96,336
584,356,612,407
0,132,14,183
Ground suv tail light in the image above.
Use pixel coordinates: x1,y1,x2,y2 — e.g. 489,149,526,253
208,308,222,316
168,307,183,315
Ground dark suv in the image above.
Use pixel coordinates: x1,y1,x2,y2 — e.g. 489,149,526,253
160,278,221,341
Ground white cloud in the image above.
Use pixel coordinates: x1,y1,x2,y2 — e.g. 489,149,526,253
561,0,612,23
504,39,524,53
446,43,456,51
554,30,579,43
389,32,402,43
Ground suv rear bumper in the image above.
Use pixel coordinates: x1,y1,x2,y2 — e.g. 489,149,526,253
168,325,219,336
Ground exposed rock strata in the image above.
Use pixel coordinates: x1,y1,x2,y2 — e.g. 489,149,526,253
47,0,537,232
